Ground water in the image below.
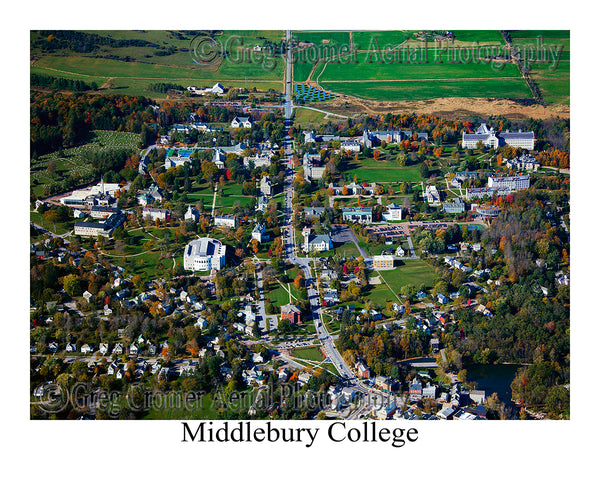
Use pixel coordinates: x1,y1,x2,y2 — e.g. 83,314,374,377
466,364,523,406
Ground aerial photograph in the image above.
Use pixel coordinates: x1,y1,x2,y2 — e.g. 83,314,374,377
29,27,571,426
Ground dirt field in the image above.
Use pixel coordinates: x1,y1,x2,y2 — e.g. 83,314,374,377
313,93,569,120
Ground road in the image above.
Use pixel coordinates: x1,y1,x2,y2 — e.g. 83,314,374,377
280,31,357,385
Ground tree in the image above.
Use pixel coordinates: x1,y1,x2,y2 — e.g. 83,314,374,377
63,274,83,297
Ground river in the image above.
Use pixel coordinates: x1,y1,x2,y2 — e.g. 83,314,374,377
466,363,524,406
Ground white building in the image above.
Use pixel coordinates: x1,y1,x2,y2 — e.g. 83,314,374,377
462,123,535,150
142,207,170,222
382,203,402,221
184,206,200,223
340,140,361,153
164,155,191,170
183,237,226,271
244,154,271,169
487,175,530,191
425,185,440,204
260,175,272,196
213,215,237,229
251,224,269,243
505,154,540,172
231,116,253,128
302,227,333,252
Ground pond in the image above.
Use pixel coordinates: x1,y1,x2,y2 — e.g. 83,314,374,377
466,363,524,406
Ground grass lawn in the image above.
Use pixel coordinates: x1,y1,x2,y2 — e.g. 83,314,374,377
342,163,424,183
142,388,256,420
378,258,438,293
290,346,325,362
30,211,75,236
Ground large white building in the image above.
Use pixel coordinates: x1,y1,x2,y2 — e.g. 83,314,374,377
462,123,535,150
382,203,402,221
60,180,123,206
487,175,530,190
183,238,226,271
213,215,237,229
302,227,333,252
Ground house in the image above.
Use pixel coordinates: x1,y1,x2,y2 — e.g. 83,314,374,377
437,406,457,420
99,343,109,355
437,293,449,304
396,246,405,257
422,384,438,399
443,197,465,214
356,361,370,379
130,344,140,355
281,304,301,325
469,390,486,405
231,116,253,129
80,344,93,354
375,401,397,420
112,343,123,355
416,290,427,300
65,343,76,353
83,290,93,303
323,288,339,306
297,372,312,385
425,185,440,204
303,207,325,219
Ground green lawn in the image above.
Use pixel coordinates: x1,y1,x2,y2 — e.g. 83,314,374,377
322,78,532,102
30,211,75,235
343,163,424,183
143,389,256,420
290,346,325,362
378,258,438,293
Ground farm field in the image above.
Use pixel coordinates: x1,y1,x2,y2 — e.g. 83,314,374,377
30,130,140,198
509,30,570,105
31,30,285,99
321,78,532,102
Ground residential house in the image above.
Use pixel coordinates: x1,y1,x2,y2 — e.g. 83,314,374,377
356,361,370,379
231,116,253,128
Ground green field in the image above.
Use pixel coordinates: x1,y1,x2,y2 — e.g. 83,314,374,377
290,346,325,362
343,162,424,183
378,258,438,293
31,30,284,98
31,130,140,198
321,78,532,102
143,388,256,420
